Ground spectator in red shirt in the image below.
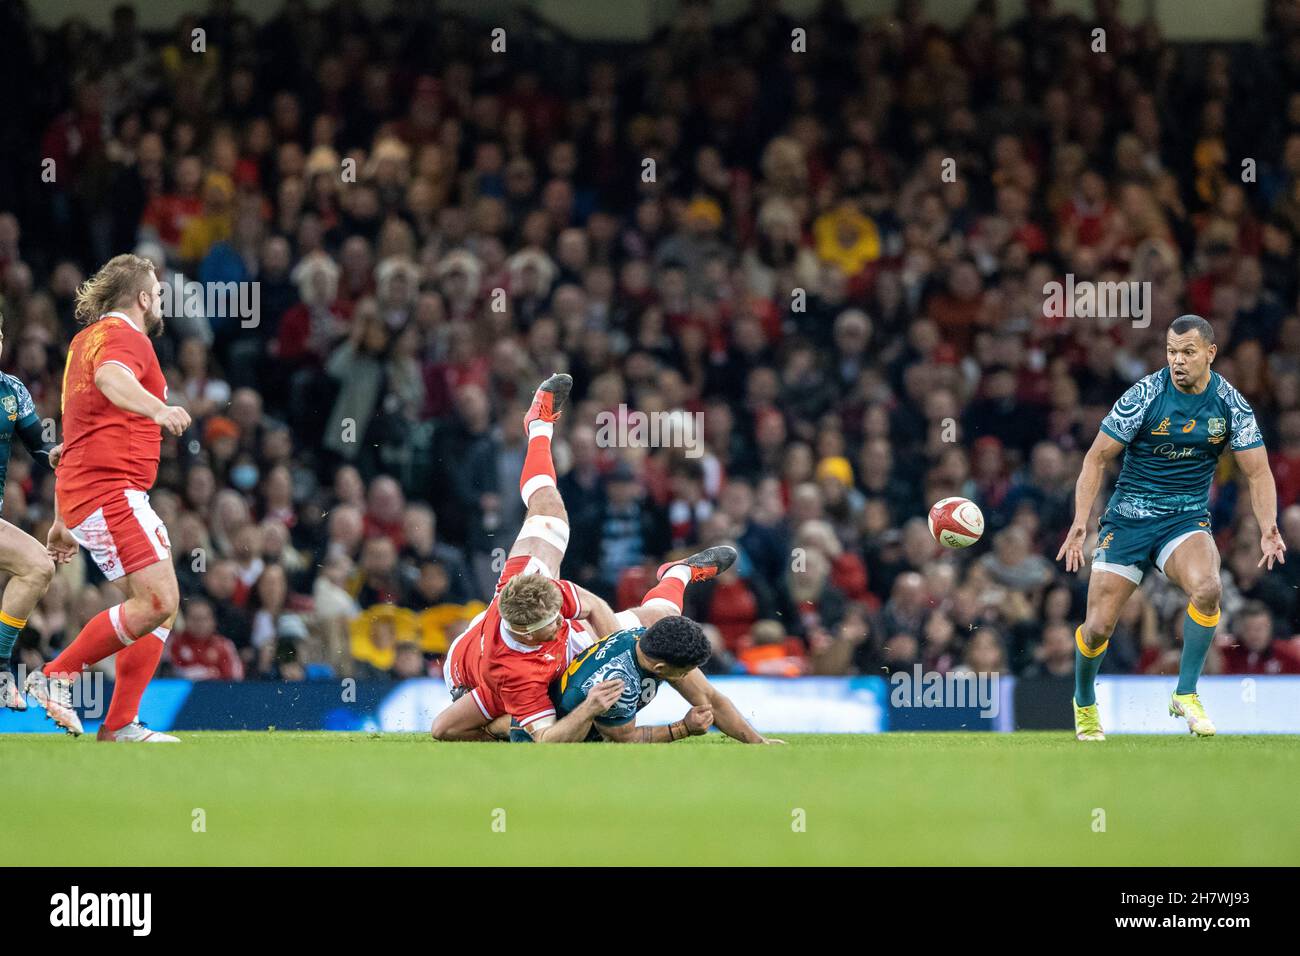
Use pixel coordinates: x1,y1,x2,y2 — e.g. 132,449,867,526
140,154,205,254
1220,602,1300,675
926,260,986,353
276,251,347,367
698,567,761,652
363,474,406,550
170,597,245,681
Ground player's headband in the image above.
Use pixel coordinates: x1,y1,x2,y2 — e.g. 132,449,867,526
504,609,561,635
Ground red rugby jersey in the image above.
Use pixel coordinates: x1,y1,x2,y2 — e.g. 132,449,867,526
57,312,166,526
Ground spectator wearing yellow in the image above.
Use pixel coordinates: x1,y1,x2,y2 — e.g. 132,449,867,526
179,172,236,263
813,202,881,276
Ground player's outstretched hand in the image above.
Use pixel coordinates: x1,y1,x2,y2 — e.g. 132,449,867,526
1259,523,1287,570
47,443,62,469
685,704,713,736
153,405,192,437
46,518,77,565
584,679,624,715
1056,522,1087,572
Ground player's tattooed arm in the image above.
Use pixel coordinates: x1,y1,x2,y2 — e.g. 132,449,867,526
668,669,775,743
1235,446,1287,569
1056,430,1126,573
596,706,713,743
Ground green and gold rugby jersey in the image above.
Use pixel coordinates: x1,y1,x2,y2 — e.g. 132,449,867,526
556,626,660,727
0,372,54,513
1098,367,1263,518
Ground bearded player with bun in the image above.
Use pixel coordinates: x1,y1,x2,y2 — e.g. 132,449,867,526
25,254,191,741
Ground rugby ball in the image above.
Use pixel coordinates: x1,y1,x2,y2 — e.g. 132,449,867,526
928,497,985,549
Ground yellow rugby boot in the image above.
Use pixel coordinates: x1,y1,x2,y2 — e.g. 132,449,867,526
1169,692,1216,736
1073,699,1105,741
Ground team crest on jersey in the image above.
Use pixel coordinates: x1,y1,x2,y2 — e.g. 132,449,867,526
1,396,15,421
583,656,638,701
1151,416,1171,435
1207,417,1226,443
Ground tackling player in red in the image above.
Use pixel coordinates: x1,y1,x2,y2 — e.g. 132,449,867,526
25,254,192,741
431,372,752,742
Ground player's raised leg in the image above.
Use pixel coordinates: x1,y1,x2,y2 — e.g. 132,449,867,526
1073,565,1138,741
507,373,573,577
621,545,739,631
0,518,55,711
1160,531,1221,736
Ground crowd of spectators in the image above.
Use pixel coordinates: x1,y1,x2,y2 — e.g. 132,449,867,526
2,0,1300,688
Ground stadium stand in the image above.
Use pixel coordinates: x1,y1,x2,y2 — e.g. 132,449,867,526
2,0,1300,685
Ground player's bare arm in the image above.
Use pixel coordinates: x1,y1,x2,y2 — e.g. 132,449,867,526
522,678,624,743
45,499,77,565
595,704,714,743
93,363,191,436
570,584,619,637
669,668,777,743
41,447,74,564
1234,445,1286,569
1056,429,1126,572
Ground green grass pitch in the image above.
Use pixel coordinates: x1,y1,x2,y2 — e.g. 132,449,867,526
8,731,1299,866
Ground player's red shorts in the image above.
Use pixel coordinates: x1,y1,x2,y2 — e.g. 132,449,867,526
67,488,172,581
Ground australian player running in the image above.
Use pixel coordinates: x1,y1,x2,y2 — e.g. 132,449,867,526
25,254,191,741
1057,315,1284,740
0,315,62,710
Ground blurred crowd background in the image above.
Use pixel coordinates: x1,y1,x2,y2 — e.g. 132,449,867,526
2,0,1300,687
